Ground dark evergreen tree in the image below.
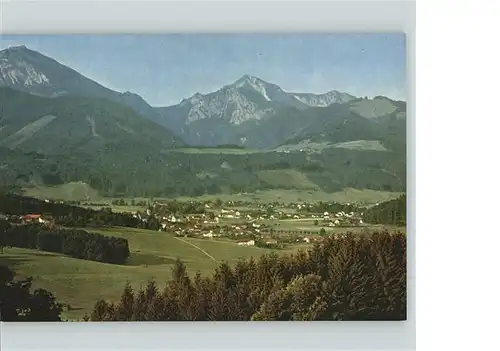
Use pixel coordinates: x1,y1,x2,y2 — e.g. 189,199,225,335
0,265,62,321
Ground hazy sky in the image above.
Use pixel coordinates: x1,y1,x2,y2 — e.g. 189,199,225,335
1,34,406,106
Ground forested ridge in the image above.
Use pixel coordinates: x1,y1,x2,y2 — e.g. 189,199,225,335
0,145,406,198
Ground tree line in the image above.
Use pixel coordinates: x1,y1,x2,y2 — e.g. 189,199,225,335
1,223,130,264
0,193,161,230
87,230,406,321
362,194,406,225
155,201,206,216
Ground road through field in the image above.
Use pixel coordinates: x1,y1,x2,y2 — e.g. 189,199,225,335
174,237,218,263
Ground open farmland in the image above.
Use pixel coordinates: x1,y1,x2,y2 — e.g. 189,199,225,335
0,226,306,321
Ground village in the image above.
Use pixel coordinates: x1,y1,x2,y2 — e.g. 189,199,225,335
137,200,367,249
1,197,368,250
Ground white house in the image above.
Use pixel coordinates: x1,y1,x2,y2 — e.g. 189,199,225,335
203,232,214,239
237,239,255,246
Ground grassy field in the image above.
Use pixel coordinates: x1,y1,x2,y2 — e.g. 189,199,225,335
216,216,405,235
23,182,101,202
168,147,260,155
22,183,401,207
276,219,405,234
176,188,402,205
1,115,58,149
271,140,333,154
256,170,319,190
331,140,389,152
0,226,306,321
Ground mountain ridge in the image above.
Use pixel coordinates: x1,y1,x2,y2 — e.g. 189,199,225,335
0,45,406,156
0,46,400,148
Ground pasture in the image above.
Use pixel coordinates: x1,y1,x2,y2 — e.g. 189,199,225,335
168,147,260,155
0,226,306,321
23,182,402,207
256,170,319,190
176,188,402,205
23,182,101,202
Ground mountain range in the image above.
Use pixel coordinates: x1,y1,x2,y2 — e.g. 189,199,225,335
0,45,406,198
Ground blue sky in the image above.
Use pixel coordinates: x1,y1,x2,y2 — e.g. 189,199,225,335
1,34,406,106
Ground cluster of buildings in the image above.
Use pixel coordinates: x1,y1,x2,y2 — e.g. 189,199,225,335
114,199,366,248
322,210,364,227
0,213,53,225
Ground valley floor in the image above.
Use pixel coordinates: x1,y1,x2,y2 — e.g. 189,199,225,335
23,185,402,207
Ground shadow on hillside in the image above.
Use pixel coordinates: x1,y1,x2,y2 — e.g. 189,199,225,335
126,252,176,267
0,254,34,268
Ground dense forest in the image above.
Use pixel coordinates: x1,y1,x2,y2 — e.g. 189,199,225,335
0,141,406,198
0,223,130,264
87,231,406,321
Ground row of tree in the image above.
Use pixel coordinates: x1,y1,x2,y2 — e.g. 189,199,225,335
88,231,406,321
1,223,130,264
155,201,206,216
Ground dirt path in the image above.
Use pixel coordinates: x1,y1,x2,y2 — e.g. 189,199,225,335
174,237,217,263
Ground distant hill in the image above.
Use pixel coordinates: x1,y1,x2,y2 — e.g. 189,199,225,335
281,97,406,154
0,87,183,154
